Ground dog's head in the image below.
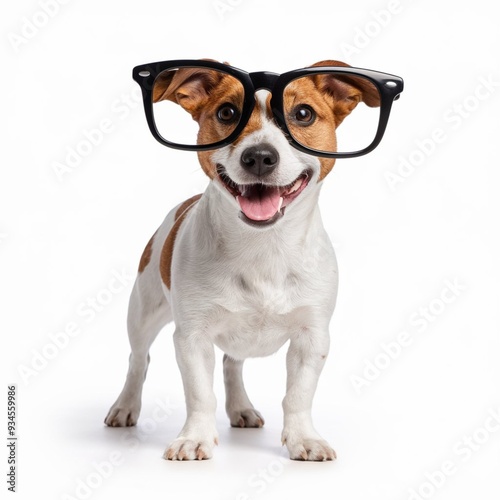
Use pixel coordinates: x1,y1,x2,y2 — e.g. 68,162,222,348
153,60,380,227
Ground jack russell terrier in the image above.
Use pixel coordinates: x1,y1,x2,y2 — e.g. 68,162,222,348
104,59,403,461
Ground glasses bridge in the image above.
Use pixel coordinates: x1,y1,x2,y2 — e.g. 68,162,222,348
248,71,280,92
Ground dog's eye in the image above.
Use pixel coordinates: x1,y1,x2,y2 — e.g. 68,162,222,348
293,105,316,125
217,103,239,124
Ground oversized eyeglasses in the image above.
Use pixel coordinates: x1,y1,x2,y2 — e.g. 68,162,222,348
133,59,403,158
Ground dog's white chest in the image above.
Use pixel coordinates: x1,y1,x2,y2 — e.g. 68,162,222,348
204,260,338,359
170,191,339,360
208,273,301,358
211,310,293,358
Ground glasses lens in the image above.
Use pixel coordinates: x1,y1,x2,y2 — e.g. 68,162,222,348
283,72,381,154
152,66,244,147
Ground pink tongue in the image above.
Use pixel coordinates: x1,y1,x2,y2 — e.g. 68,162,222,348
237,186,281,221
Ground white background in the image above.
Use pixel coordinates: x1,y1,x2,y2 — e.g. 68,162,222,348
2,1,499,499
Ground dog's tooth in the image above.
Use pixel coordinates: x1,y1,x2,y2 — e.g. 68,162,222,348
286,178,302,195
278,197,283,211
292,178,302,192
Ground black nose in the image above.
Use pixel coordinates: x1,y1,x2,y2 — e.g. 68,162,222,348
240,144,279,177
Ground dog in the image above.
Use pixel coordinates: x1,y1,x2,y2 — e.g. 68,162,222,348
105,59,383,461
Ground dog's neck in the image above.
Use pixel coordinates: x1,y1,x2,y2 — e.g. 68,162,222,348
196,179,324,256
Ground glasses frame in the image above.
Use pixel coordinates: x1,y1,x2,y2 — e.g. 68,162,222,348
133,59,404,159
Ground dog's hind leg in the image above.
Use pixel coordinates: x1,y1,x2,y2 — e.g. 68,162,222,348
105,270,171,427
223,355,265,428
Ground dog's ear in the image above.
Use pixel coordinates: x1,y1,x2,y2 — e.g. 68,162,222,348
153,61,227,119
310,60,381,126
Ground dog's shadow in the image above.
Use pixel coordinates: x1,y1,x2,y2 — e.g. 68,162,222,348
225,425,283,456
77,402,283,457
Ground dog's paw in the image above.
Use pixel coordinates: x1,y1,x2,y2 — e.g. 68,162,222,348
104,400,140,427
229,408,265,428
283,437,336,462
163,436,218,461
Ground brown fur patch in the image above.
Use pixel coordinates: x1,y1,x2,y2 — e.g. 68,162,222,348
287,60,381,181
154,67,245,180
283,76,338,181
231,104,263,147
318,158,336,181
197,95,267,177
160,194,202,289
138,232,156,273
175,194,203,219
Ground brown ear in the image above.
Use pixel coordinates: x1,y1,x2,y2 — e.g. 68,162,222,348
152,63,225,118
310,60,381,125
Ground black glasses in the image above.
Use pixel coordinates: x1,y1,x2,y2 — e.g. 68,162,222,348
133,59,403,158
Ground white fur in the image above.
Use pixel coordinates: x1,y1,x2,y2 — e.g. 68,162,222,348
105,95,339,461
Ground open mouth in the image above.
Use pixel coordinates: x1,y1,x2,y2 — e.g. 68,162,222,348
216,165,312,226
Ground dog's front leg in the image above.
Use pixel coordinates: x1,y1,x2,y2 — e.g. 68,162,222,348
281,328,336,461
164,328,218,460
